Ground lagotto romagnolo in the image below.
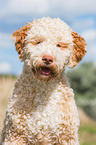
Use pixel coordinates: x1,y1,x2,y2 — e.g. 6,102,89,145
0,18,87,145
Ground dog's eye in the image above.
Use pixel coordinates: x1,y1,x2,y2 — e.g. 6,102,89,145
37,41,41,44
34,41,42,45
57,44,61,47
56,42,70,49
30,40,42,45
30,37,44,45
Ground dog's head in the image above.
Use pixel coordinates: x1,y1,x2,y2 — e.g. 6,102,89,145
12,18,87,81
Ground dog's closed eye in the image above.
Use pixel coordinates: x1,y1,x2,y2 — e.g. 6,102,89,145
56,42,71,50
29,37,44,45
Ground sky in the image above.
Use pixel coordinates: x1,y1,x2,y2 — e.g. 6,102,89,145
0,0,96,75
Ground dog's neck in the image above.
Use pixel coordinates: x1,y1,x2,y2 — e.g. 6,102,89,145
14,64,68,99
12,64,69,112
28,63,68,83
14,64,69,95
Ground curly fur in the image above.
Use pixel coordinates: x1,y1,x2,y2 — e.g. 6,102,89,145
0,17,87,145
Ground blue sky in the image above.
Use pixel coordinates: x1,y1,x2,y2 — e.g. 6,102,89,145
0,0,96,75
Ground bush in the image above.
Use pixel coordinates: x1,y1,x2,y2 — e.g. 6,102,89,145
66,62,96,120
66,62,96,100
77,99,96,120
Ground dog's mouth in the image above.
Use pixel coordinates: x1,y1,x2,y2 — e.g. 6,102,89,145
32,64,59,81
39,67,52,75
32,65,57,77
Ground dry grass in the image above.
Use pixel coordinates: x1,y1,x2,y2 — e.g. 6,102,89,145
0,76,16,134
0,76,96,144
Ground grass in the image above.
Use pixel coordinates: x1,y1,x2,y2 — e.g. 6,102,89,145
0,76,16,133
79,124,96,134
79,124,96,145
0,76,96,145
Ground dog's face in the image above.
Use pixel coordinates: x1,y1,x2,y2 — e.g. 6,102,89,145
12,18,87,81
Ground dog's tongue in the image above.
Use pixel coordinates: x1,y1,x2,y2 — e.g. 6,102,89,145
40,67,51,75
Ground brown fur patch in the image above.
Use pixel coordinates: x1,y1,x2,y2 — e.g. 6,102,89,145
12,23,31,60
68,31,87,68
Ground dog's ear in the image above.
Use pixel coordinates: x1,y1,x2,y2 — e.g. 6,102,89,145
11,23,31,61
67,31,87,68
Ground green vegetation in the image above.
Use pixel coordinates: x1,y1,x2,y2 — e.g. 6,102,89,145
66,62,96,120
79,124,96,134
67,62,96,100
81,141,96,145
79,124,96,145
0,74,17,79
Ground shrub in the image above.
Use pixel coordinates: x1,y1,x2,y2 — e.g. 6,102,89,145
66,62,96,120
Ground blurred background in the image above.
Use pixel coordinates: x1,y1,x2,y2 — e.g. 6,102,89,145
0,0,96,144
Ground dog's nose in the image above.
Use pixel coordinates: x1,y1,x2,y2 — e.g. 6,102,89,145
42,55,53,65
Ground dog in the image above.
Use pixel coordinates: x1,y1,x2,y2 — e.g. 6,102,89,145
0,17,87,145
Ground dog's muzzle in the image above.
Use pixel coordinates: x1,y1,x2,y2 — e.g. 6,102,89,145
31,55,59,81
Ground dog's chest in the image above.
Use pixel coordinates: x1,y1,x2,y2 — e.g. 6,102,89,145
11,83,73,141
25,88,65,136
